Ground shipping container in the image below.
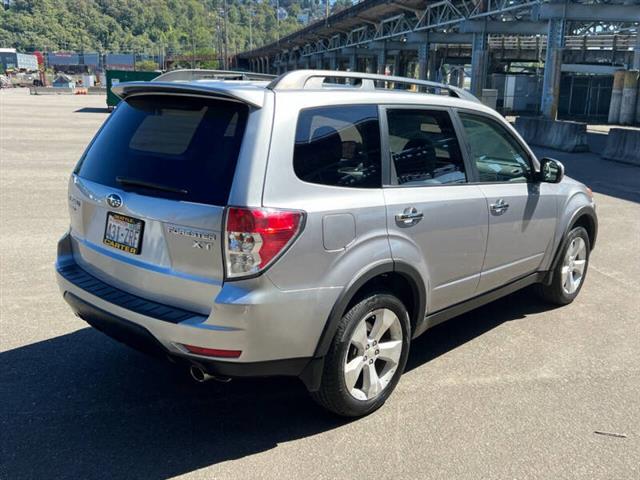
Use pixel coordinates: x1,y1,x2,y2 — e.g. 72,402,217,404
16,53,38,71
47,52,80,66
104,53,135,70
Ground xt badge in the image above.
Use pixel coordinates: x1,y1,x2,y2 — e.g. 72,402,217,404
192,240,213,250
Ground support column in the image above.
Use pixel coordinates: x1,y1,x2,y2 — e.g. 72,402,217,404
328,53,337,70
541,17,566,119
376,49,387,75
449,67,458,87
470,32,488,96
427,50,438,81
349,53,357,72
620,69,639,125
418,42,429,80
315,54,323,70
633,32,640,70
393,52,403,77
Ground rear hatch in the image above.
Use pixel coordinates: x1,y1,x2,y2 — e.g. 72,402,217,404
68,93,249,314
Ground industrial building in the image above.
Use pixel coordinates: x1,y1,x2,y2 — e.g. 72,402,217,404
237,0,640,123
0,48,38,72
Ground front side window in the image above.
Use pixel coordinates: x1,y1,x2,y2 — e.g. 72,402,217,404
294,105,381,188
386,109,467,186
459,112,532,183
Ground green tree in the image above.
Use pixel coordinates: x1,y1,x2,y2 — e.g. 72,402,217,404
0,0,308,55
135,59,159,71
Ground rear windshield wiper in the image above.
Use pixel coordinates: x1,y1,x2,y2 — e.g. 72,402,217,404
116,176,188,195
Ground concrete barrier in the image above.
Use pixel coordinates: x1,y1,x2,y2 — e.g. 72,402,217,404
514,117,589,152
602,128,640,166
29,86,74,95
87,86,107,95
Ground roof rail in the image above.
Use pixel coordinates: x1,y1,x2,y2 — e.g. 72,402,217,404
153,69,276,83
267,70,478,102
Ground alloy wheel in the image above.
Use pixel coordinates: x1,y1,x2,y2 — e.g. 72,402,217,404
343,308,403,401
562,237,587,294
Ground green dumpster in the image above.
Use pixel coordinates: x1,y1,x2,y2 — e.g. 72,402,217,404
106,69,161,109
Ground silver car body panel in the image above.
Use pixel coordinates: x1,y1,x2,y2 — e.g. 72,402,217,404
384,184,489,313
475,182,558,294
57,76,597,369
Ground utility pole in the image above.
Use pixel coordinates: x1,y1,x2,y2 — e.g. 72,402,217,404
216,19,223,69
249,6,254,50
192,34,196,69
276,0,280,42
223,0,229,69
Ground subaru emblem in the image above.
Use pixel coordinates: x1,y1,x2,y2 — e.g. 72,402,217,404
106,193,123,209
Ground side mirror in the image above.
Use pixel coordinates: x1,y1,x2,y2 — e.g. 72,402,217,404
538,157,565,183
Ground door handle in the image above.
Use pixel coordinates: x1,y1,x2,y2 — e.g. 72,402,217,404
395,207,424,225
490,198,510,215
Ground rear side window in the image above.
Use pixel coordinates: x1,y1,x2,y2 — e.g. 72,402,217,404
294,105,381,188
75,95,248,206
386,109,466,186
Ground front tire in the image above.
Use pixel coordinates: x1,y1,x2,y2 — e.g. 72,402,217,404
538,226,590,305
311,292,411,417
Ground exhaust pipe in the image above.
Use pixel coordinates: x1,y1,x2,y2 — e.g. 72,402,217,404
189,365,232,383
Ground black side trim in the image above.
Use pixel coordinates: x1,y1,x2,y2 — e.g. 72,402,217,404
313,263,394,358
196,357,311,379
57,261,198,324
395,261,428,338
312,261,428,358
65,292,312,379
416,271,545,336
545,205,598,285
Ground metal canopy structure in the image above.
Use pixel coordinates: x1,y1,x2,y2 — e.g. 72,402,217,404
237,0,640,119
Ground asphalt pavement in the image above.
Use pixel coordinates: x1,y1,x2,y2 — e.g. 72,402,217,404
1,89,638,479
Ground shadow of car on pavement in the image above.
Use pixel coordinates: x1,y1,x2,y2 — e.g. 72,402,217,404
1,288,556,479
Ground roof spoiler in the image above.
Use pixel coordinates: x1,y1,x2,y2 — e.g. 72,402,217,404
111,81,266,108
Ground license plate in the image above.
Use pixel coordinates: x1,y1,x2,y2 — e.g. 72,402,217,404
103,212,145,255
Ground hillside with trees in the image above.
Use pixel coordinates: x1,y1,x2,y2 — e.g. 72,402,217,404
0,0,354,57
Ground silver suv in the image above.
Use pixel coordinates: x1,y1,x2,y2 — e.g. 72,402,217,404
56,70,597,417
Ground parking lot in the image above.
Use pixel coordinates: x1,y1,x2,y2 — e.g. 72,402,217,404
1,88,639,479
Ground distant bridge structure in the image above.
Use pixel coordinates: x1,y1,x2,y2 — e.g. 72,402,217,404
237,0,640,119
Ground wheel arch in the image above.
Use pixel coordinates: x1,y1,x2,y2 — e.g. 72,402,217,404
313,261,426,359
545,205,597,285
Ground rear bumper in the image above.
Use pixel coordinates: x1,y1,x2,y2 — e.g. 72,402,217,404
56,232,336,385
63,291,312,379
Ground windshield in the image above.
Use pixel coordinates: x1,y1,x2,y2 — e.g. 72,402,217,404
75,94,248,206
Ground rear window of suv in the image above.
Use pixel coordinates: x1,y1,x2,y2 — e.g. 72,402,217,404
75,95,248,206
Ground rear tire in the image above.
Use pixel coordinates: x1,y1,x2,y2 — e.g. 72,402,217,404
311,292,411,417
537,226,590,305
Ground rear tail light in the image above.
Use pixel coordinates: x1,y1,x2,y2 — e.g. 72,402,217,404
224,207,304,279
